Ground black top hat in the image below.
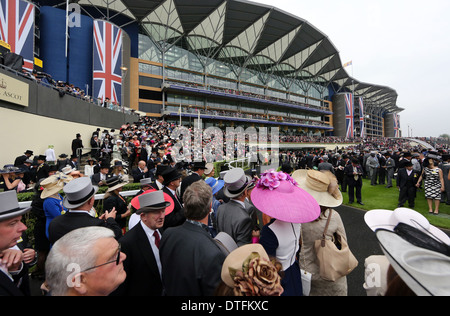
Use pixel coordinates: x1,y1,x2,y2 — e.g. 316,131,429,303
37,155,46,161
162,167,182,186
24,150,33,155
191,161,207,170
155,164,169,177
59,153,68,158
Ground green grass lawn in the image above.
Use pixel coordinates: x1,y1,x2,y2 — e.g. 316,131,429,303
342,178,450,230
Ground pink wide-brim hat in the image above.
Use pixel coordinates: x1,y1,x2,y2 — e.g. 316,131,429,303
251,177,320,224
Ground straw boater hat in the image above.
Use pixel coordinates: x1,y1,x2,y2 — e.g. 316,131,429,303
251,169,320,224
62,177,99,209
292,169,343,208
40,172,73,199
223,168,254,198
0,191,31,221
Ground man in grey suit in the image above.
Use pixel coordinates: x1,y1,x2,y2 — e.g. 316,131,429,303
216,168,254,246
385,153,396,188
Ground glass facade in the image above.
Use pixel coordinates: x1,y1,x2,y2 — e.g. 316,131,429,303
137,33,334,135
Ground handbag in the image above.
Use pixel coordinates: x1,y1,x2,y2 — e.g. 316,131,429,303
314,209,358,282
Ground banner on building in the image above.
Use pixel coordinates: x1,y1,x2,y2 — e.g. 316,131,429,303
93,20,122,104
345,93,354,138
0,0,35,71
359,97,364,138
393,113,400,138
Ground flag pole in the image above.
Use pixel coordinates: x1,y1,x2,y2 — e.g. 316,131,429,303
65,0,69,57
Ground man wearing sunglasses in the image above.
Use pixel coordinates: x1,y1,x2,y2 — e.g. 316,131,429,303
45,226,126,296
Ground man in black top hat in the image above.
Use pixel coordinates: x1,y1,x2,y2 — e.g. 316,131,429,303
91,161,111,186
35,155,50,182
161,167,184,230
14,150,33,167
179,161,207,204
396,161,420,208
71,133,84,157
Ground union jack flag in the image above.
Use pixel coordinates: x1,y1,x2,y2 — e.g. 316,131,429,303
93,20,122,104
0,0,35,71
359,97,365,138
345,93,354,138
393,113,400,138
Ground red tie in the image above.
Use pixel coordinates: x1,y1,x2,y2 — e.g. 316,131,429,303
153,231,160,249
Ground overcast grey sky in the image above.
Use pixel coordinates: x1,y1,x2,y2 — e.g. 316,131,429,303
252,0,450,137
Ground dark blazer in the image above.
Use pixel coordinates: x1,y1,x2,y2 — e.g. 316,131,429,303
160,221,226,296
91,172,109,186
179,172,202,203
344,164,363,186
111,223,163,296
0,271,25,296
48,211,122,244
131,167,151,183
103,194,128,229
396,168,420,188
162,187,185,230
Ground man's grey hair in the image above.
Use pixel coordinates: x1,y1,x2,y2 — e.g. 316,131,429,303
45,226,115,296
183,181,212,221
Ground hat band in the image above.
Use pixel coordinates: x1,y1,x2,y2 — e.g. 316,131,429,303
227,178,249,195
67,188,95,205
305,174,329,193
0,206,23,216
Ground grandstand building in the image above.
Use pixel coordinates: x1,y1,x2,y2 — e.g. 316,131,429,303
2,0,404,140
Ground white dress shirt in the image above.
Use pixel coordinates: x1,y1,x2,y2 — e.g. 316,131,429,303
140,221,162,277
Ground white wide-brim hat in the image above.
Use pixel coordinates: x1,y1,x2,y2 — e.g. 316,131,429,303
376,229,450,296
365,208,450,245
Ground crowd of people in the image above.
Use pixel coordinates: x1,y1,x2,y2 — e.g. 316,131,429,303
0,116,449,297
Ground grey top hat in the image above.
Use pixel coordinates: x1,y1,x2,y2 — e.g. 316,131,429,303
140,177,153,186
62,177,99,209
136,190,171,214
0,191,31,222
214,232,238,255
223,168,252,198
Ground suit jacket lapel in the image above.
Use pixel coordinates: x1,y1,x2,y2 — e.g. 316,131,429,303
0,271,24,296
135,223,161,280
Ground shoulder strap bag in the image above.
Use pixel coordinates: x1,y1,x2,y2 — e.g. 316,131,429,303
314,209,358,282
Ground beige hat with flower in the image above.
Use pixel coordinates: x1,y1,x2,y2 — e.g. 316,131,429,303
220,244,283,296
